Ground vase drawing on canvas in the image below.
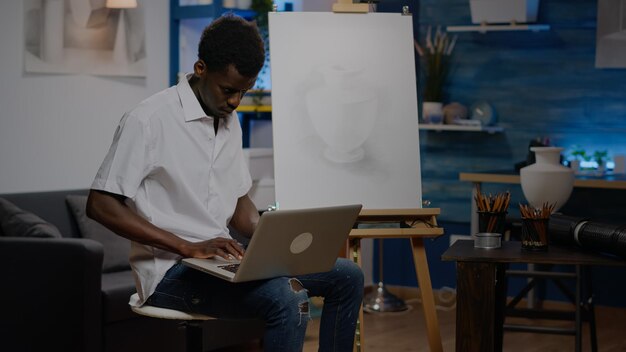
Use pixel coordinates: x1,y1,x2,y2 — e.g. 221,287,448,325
520,146,575,212
305,65,379,163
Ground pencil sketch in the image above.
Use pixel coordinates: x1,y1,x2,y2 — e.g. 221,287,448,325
305,64,379,163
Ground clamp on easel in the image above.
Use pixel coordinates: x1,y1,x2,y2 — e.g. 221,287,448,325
332,0,370,13
333,1,412,16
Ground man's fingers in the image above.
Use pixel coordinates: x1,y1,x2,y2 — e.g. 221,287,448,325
215,248,230,260
225,242,244,259
205,237,244,259
214,237,244,257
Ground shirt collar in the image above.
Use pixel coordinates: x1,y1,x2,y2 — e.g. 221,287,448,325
176,74,233,130
177,73,208,122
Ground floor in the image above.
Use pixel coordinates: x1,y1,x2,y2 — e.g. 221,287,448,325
214,293,626,352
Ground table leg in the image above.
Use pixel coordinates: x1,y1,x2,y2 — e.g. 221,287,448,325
350,238,365,352
456,261,507,352
584,266,598,352
410,238,443,352
575,265,582,352
494,263,508,352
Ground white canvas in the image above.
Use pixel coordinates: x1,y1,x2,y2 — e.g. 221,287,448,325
269,12,421,210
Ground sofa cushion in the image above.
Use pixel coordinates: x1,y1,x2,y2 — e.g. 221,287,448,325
101,270,138,323
0,198,62,238
66,195,131,273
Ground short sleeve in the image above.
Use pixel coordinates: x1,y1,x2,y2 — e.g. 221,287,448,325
91,113,152,199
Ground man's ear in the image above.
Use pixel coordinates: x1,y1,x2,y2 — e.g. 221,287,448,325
193,60,206,76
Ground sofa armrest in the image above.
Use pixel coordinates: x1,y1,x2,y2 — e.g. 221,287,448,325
0,237,104,352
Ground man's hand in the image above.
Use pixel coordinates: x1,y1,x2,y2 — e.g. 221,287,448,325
182,237,245,260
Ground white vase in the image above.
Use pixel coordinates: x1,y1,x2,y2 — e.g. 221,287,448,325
520,147,574,212
305,65,378,163
237,0,252,9
470,0,539,24
422,102,443,124
222,0,236,8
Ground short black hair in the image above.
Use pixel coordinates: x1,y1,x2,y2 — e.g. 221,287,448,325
198,13,265,78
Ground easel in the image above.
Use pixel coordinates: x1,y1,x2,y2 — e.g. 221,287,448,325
271,4,433,349
326,3,439,350
349,208,444,352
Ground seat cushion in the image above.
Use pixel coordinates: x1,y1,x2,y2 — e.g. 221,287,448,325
66,195,131,272
0,198,62,238
101,270,138,323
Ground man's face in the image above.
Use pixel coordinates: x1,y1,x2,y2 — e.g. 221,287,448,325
193,61,257,119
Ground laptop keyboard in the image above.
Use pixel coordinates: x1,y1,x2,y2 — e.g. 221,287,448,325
218,263,240,274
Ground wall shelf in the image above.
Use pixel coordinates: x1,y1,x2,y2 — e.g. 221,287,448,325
447,23,550,33
419,124,504,133
237,105,272,113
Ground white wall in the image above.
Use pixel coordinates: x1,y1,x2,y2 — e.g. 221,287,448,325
0,0,169,194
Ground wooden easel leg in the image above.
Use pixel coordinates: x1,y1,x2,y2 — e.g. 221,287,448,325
410,237,443,352
350,238,365,352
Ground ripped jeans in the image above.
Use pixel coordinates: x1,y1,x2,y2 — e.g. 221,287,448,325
146,258,364,352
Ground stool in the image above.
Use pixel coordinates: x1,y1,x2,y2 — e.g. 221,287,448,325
130,293,215,352
504,265,597,352
503,220,597,351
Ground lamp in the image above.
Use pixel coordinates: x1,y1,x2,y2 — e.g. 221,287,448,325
106,0,138,64
363,239,408,313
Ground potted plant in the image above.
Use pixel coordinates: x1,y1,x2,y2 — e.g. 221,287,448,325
414,26,457,124
593,149,608,174
568,145,589,172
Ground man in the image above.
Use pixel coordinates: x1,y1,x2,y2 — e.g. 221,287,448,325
87,14,363,351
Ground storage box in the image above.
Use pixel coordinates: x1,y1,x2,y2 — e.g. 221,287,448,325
249,178,276,211
243,148,275,210
470,0,539,24
243,148,274,181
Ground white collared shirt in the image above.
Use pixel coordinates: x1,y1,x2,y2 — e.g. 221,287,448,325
92,74,252,306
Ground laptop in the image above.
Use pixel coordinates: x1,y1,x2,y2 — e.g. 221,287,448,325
182,204,362,283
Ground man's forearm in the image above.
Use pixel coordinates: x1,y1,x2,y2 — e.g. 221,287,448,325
86,189,193,256
230,194,260,238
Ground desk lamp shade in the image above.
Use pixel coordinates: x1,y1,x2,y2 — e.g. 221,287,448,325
106,0,137,63
520,147,574,212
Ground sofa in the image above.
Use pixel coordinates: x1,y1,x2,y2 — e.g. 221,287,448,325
0,189,264,352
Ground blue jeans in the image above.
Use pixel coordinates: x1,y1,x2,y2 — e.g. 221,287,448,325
147,258,364,352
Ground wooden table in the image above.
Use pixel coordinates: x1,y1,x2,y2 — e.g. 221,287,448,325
349,208,444,352
459,171,626,235
442,240,626,352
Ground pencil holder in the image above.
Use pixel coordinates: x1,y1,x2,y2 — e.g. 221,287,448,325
521,217,549,251
478,211,507,235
